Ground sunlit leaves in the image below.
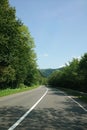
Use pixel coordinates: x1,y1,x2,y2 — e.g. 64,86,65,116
0,0,39,88
48,53,87,92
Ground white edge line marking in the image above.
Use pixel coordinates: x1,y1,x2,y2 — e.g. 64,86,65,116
59,90,87,112
8,88,48,130
67,96,87,112
50,90,87,112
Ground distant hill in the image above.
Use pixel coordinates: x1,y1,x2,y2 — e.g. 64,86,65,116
40,68,63,77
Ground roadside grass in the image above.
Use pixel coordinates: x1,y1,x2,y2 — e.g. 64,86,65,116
0,84,39,97
59,87,87,103
79,95,87,103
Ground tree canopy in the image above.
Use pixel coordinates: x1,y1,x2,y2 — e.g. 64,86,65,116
48,53,87,92
0,0,40,89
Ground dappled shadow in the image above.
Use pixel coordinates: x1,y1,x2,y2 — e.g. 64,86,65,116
47,87,65,96
72,97,87,110
16,106,87,130
0,104,87,130
47,86,87,110
64,98,87,114
0,87,87,130
0,106,27,130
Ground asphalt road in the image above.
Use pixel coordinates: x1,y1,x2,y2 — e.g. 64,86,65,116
0,86,87,130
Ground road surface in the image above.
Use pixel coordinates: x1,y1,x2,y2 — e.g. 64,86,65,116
0,86,87,130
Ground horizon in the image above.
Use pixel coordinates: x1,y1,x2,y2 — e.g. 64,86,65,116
9,0,87,69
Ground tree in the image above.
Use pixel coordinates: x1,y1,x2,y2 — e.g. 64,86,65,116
48,58,80,90
0,0,38,88
48,55,87,92
0,0,18,88
78,53,87,91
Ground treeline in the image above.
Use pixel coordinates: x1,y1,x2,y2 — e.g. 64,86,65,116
0,0,43,89
48,53,87,92
40,69,58,77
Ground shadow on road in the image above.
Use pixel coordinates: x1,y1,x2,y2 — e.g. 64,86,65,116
0,106,27,130
0,87,87,130
16,103,87,130
0,104,87,130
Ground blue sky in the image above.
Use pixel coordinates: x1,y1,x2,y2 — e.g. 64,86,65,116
9,0,87,69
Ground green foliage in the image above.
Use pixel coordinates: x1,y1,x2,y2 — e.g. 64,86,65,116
78,53,87,91
0,0,40,89
48,54,87,92
40,68,62,77
0,85,39,97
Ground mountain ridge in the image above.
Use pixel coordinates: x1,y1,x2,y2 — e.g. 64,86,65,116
40,68,63,77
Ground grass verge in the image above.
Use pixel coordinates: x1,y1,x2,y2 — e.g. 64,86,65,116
79,95,87,103
0,84,39,97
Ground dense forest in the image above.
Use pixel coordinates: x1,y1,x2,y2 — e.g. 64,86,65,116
40,68,65,77
48,53,87,92
40,69,59,77
0,0,87,92
0,0,43,89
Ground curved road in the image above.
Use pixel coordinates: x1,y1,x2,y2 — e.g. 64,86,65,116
0,86,87,130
